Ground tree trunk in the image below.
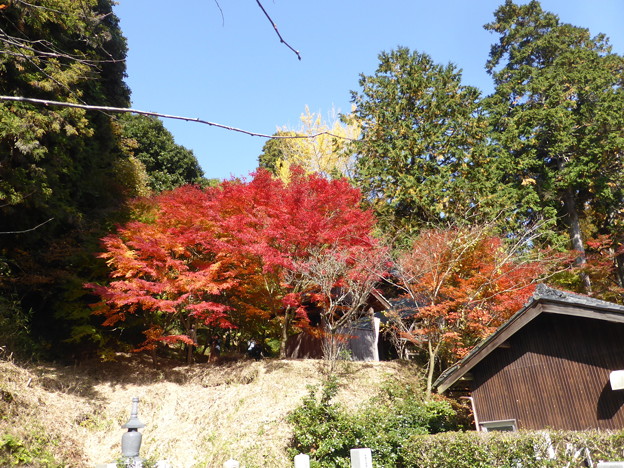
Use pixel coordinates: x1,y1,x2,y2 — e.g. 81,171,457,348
615,248,624,289
150,347,158,369
279,308,292,358
426,340,437,396
186,326,197,366
563,187,592,293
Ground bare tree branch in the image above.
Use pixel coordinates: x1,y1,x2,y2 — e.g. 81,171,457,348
255,0,301,60
0,218,54,235
0,30,124,65
213,0,225,26
1,3,123,66
0,95,355,141
14,0,78,16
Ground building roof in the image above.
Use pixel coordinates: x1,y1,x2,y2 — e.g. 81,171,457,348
434,284,624,393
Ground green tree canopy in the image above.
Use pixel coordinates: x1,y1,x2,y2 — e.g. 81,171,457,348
0,0,131,231
484,0,624,291
349,47,488,235
0,0,134,355
118,114,205,192
258,130,298,176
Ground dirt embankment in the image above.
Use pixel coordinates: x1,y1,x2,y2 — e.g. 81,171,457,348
0,356,420,468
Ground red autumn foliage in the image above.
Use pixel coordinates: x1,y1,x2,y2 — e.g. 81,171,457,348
582,235,624,304
86,192,238,353
87,168,378,358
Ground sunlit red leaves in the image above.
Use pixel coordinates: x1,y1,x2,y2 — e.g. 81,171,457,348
211,168,375,271
582,235,624,304
88,168,377,352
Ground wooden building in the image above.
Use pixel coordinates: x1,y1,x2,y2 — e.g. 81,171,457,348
285,291,415,361
434,285,624,431
285,317,381,361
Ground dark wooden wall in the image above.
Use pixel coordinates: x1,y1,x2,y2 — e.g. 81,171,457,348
285,325,380,361
471,313,624,430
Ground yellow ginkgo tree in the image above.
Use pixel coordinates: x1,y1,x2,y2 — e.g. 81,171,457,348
258,106,360,181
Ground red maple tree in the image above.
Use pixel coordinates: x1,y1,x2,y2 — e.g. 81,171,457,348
207,168,378,356
385,225,559,394
87,187,238,363
87,168,378,361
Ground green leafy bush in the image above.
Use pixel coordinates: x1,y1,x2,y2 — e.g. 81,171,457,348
288,377,355,468
288,377,463,467
0,295,42,361
0,433,62,468
401,430,624,467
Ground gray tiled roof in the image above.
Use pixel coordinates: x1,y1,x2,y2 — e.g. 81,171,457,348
533,283,624,312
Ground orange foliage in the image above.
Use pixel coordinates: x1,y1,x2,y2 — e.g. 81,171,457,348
396,227,547,362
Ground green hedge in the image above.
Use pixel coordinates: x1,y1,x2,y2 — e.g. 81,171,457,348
401,430,624,467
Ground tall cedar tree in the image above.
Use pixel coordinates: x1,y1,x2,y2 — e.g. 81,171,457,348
484,0,624,293
0,0,133,354
350,47,489,235
89,168,378,361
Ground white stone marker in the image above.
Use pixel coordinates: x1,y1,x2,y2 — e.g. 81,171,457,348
223,459,240,468
350,448,373,468
294,453,310,468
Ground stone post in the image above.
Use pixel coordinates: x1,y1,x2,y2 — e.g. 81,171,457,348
294,453,310,468
350,448,372,468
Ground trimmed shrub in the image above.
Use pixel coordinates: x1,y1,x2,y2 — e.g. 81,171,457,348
401,430,624,467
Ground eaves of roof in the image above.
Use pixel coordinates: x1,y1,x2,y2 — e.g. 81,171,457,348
434,284,624,394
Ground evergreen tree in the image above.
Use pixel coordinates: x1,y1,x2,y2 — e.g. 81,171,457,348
258,130,298,176
350,47,488,235
484,0,624,291
118,114,205,192
0,0,134,356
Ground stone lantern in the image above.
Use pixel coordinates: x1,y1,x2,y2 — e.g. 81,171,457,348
121,397,146,462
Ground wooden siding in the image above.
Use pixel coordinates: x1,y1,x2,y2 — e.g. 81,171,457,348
471,313,624,430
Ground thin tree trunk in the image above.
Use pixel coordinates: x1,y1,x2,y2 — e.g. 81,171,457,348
426,340,437,396
279,308,292,359
150,347,158,369
563,187,592,293
186,326,197,365
615,248,624,289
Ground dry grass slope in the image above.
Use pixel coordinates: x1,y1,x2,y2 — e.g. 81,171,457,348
0,356,420,468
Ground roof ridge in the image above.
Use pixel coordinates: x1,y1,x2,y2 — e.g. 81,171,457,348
534,284,624,311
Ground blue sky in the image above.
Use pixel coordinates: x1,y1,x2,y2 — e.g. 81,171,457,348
114,1,624,180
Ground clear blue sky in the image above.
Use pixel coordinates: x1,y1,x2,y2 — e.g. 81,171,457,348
114,1,624,180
